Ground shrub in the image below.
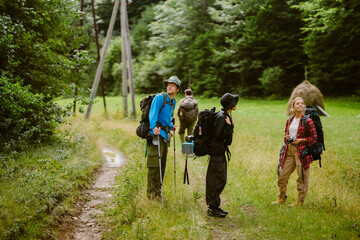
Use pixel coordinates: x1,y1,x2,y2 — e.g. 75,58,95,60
0,74,66,152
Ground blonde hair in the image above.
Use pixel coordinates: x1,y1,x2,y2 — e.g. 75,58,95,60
289,96,305,115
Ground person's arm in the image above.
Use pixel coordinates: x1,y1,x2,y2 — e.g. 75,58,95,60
149,94,163,135
223,116,234,146
177,99,183,119
284,119,290,144
214,114,234,146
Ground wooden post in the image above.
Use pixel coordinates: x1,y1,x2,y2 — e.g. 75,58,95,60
122,0,136,119
121,1,128,117
85,0,120,119
91,0,107,113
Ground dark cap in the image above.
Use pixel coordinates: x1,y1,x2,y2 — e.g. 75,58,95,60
220,93,239,110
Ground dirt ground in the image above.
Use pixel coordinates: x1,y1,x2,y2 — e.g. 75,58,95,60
55,146,126,240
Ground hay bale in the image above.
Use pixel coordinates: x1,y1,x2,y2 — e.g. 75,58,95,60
287,80,327,116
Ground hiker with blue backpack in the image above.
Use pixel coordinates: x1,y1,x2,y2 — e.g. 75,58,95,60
145,76,181,200
206,93,239,218
272,97,318,207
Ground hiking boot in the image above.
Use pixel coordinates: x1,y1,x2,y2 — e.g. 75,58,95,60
216,207,228,215
271,194,287,204
207,207,226,218
290,198,303,207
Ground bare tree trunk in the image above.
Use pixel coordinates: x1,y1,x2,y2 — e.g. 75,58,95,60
73,84,78,113
80,0,84,26
73,0,84,114
121,2,128,118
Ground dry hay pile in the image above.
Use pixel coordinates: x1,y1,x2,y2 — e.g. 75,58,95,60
286,80,328,116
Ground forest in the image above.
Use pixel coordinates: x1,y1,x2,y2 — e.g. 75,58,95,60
0,0,360,239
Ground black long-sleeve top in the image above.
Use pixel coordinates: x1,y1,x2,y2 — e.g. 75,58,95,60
209,110,234,156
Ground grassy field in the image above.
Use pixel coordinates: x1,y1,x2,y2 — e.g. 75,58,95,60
82,95,360,239
1,95,359,239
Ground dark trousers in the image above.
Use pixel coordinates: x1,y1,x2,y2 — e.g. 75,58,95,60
206,154,227,208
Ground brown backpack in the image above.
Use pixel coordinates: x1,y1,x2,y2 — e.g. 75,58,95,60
179,96,198,123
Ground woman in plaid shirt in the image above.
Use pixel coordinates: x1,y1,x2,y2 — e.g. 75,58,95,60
272,97,317,207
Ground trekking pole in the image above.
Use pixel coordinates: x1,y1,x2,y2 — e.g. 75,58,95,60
172,117,176,191
157,134,164,207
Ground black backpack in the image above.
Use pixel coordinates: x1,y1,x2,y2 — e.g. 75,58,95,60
136,93,167,139
301,106,325,167
193,107,217,156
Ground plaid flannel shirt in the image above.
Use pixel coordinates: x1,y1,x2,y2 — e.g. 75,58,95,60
280,114,318,170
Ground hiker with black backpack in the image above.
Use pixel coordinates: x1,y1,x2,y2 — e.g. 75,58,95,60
145,76,181,200
272,97,318,207
206,93,239,218
177,88,199,144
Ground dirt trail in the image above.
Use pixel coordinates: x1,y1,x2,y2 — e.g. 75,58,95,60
57,146,126,240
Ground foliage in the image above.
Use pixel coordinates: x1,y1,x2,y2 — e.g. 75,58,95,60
125,0,358,97
0,0,91,151
102,37,124,96
0,74,66,152
295,0,360,96
259,66,285,96
95,0,165,37
134,0,217,94
130,0,308,97
68,0,359,98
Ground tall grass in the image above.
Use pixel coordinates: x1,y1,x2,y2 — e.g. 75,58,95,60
0,115,103,239
82,96,359,239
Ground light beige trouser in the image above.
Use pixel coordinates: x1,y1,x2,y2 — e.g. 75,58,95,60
278,144,310,201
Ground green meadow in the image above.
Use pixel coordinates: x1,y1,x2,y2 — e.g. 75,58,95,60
1,96,359,239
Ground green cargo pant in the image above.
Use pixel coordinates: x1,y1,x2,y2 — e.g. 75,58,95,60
147,137,168,199
178,120,196,143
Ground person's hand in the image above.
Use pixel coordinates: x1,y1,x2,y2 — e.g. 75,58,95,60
284,134,290,141
153,127,160,135
171,125,177,131
293,138,306,145
225,116,232,125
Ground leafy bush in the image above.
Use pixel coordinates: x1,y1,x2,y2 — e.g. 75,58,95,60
0,74,65,152
259,66,285,97
0,0,91,152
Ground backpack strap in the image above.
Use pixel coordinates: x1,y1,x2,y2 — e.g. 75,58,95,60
159,93,175,115
159,93,167,114
302,116,309,137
